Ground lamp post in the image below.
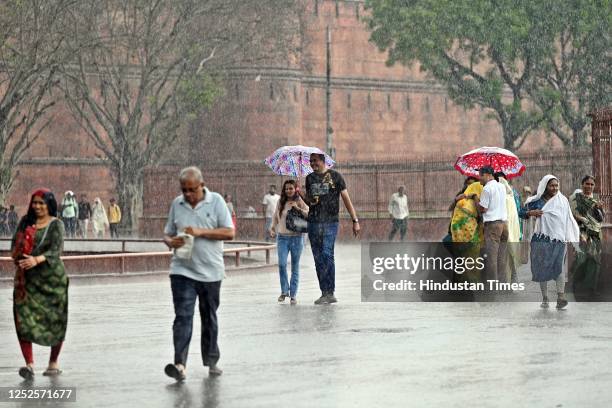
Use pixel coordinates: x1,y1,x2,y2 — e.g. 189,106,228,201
325,25,334,159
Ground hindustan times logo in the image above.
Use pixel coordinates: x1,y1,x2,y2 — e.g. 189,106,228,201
372,254,486,275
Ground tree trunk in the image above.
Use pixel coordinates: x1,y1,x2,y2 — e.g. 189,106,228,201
115,168,144,237
0,166,15,207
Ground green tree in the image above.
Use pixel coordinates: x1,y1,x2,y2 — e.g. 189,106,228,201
0,0,73,205
365,0,552,149
61,0,303,233
527,0,611,147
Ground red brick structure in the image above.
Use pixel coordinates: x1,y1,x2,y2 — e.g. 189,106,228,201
7,0,562,228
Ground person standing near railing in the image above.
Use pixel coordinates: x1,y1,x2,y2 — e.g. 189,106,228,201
108,198,122,239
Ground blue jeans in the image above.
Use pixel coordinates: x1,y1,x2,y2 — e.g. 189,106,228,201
170,275,221,367
307,222,339,294
277,234,304,297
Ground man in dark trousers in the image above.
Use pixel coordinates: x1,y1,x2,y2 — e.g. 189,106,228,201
163,166,234,381
299,153,360,304
77,195,92,238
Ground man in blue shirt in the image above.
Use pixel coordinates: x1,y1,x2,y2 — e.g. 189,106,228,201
163,166,234,381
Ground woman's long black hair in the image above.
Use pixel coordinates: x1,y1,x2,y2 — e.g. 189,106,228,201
16,189,58,232
278,180,298,214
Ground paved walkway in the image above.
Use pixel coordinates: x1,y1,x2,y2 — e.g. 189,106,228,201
1,244,611,408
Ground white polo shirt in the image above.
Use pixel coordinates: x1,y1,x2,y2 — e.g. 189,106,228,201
479,180,507,223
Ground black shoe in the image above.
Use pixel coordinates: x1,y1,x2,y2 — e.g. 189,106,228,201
18,366,34,381
164,364,186,382
314,293,329,305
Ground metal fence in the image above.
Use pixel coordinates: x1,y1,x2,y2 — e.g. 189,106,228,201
144,146,594,219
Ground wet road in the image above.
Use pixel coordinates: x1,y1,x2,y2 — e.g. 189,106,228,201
1,243,611,408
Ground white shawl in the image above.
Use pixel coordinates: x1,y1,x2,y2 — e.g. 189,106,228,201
526,175,580,242
499,178,520,243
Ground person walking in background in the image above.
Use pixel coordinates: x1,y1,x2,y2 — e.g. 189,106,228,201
299,152,360,305
77,194,92,238
569,175,605,297
60,191,78,238
477,166,509,284
108,198,121,238
163,166,234,381
495,172,521,284
91,198,109,238
8,205,19,235
520,175,579,309
270,180,309,305
520,186,534,264
11,188,68,380
262,185,279,242
388,185,409,241
224,193,237,229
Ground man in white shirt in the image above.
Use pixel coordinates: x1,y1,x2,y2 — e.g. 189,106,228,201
262,185,280,242
388,185,409,241
477,166,509,283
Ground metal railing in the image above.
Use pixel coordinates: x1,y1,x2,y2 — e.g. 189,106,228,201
0,240,276,275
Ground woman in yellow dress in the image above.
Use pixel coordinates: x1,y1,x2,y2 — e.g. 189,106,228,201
450,181,484,283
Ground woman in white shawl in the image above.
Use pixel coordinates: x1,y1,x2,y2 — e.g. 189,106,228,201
91,198,109,238
520,175,579,309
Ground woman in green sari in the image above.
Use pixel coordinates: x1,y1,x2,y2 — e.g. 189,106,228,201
570,176,605,296
11,189,68,380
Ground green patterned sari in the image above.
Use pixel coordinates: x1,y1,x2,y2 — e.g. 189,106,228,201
12,219,68,346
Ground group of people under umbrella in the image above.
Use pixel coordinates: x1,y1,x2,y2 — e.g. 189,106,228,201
448,147,605,308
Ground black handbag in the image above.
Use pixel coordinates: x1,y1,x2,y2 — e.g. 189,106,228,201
286,207,308,233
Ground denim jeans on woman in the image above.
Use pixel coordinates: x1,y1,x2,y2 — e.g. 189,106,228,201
277,234,304,297
307,222,339,295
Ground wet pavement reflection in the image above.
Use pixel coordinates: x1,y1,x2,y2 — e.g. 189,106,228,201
1,244,611,407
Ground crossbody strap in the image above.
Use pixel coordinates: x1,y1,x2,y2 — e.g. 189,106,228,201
33,218,56,253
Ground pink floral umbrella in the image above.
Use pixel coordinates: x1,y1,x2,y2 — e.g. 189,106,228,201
454,146,526,179
264,145,335,177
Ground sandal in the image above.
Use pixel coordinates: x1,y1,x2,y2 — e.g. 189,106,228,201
43,368,63,376
164,363,186,381
18,366,34,381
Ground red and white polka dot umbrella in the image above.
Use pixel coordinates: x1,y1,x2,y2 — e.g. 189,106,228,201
454,146,526,179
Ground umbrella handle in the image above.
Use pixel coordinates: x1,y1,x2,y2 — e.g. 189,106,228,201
299,152,302,179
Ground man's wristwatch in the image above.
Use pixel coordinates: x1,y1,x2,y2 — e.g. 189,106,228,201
352,218,359,223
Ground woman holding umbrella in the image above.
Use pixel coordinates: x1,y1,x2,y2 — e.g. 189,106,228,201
520,175,580,309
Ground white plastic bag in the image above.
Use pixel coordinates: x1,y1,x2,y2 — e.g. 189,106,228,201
174,233,194,259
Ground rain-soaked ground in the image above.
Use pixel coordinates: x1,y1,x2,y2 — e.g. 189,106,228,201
1,243,611,408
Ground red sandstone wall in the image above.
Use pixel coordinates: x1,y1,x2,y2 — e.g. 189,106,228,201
5,0,566,219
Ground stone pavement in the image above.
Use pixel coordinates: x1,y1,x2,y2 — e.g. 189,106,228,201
1,243,611,408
